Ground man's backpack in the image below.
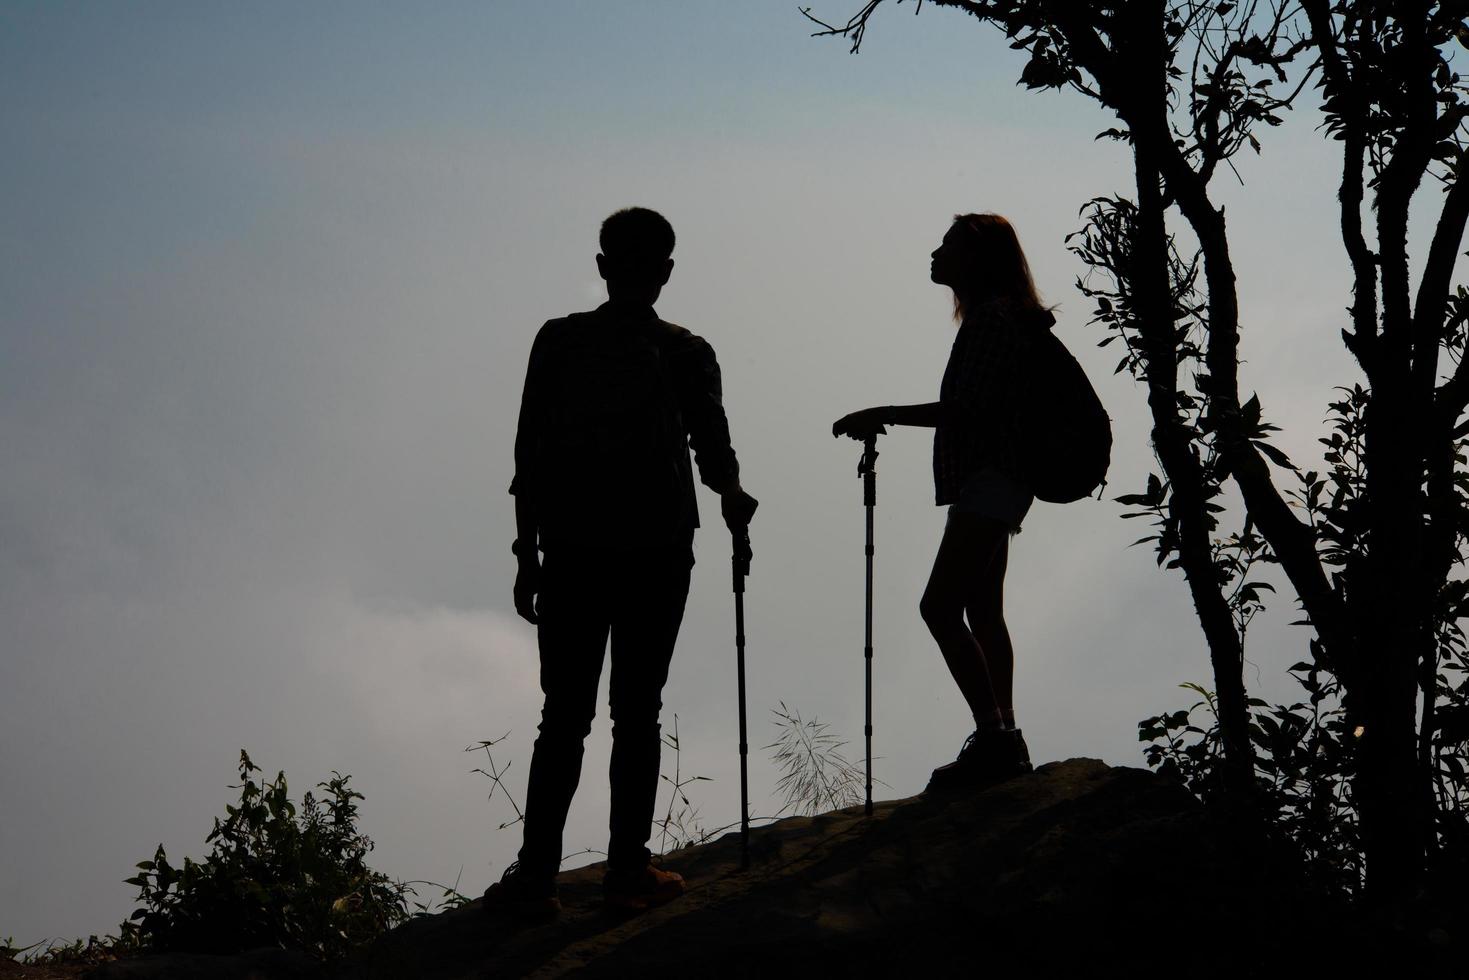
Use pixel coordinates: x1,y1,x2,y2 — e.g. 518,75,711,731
1022,324,1112,504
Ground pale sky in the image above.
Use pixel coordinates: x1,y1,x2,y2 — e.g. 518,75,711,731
3,1,1370,943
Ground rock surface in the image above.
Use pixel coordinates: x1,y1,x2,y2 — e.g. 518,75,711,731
88,759,1333,979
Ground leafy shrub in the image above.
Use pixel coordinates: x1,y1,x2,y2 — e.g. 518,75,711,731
121,750,410,958
1140,670,1364,895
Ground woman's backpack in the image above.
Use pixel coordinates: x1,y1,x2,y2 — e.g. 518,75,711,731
1022,324,1112,504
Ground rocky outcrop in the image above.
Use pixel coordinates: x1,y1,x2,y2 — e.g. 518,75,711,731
89,759,1340,979
339,758,1324,978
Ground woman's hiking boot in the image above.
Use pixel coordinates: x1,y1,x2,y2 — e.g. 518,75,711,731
925,728,1033,794
925,730,987,793
994,728,1033,778
603,862,686,914
483,861,561,919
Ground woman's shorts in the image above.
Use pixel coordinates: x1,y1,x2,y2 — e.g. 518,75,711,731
948,467,1034,533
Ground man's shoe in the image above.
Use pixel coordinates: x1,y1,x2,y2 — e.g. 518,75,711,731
483,861,561,918
603,863,686,913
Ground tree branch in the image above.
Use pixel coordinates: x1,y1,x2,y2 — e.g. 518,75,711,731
1434,305,1469,418
1370,9,1436,372
1124,6,1360,680
1301,0,1378,374
1412,147,1469,394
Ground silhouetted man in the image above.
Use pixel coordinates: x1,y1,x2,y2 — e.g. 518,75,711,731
487,207,758,915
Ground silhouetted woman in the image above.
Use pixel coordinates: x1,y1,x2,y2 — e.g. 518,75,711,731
833,213,1052,791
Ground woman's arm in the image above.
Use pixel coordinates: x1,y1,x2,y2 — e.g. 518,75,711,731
832,401,953,439
884,402,949,427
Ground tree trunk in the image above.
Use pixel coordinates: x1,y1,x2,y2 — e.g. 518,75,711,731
1129,179,1255,800
1357,381,1430,901
1122,8,1255,799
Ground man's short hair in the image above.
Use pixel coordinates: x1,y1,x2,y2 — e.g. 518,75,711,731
600,207,676,264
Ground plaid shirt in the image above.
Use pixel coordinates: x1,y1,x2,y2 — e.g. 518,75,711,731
510,303,740,551
933,301,1051,505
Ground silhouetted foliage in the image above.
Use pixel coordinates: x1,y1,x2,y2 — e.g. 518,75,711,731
1142,385,1469,895
766,702,867,816
476,706,873,866
467,734,525,831
120,751,410,958
655,715,718,852
2,931,140,971
1141,675,1364,895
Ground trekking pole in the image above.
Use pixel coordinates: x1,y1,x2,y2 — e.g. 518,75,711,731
733,523,754,869
858,434,879,817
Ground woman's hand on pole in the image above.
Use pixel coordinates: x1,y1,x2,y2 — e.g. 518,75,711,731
832,407,889,440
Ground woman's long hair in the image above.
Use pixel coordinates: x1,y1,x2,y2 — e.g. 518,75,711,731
948,213,1047,322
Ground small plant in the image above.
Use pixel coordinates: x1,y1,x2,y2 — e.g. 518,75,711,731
655,715,715,853
766,701,865,816
471,704,871,870
1138,682,1231,798
120,750,411,958
4,932,137,970
467,734,525,830
473,723,724,860
403,869,472,917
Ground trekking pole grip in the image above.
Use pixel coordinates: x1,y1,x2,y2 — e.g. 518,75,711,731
858,435,878,506
732,530,751,591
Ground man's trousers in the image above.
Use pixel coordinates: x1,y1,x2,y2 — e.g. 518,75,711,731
516,544,693,876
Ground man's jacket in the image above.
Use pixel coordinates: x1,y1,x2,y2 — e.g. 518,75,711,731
511,302,739,553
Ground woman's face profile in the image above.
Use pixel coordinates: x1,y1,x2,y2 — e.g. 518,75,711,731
930,224,981,290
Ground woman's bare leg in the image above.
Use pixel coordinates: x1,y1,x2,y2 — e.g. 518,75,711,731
920,514,1011,726
965,535,1014,726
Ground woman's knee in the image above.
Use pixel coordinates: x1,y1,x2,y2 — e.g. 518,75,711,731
919,587,962,632
964,600,1003,634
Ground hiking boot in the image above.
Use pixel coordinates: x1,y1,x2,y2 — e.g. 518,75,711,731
483,861,560,918
924,730,989,793
603,863,686,913
925,728,1033,794
974,727,1032,782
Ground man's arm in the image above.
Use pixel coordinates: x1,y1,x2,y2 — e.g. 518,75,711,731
677,335,757,531
511,495,539,624
510,323,554,624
